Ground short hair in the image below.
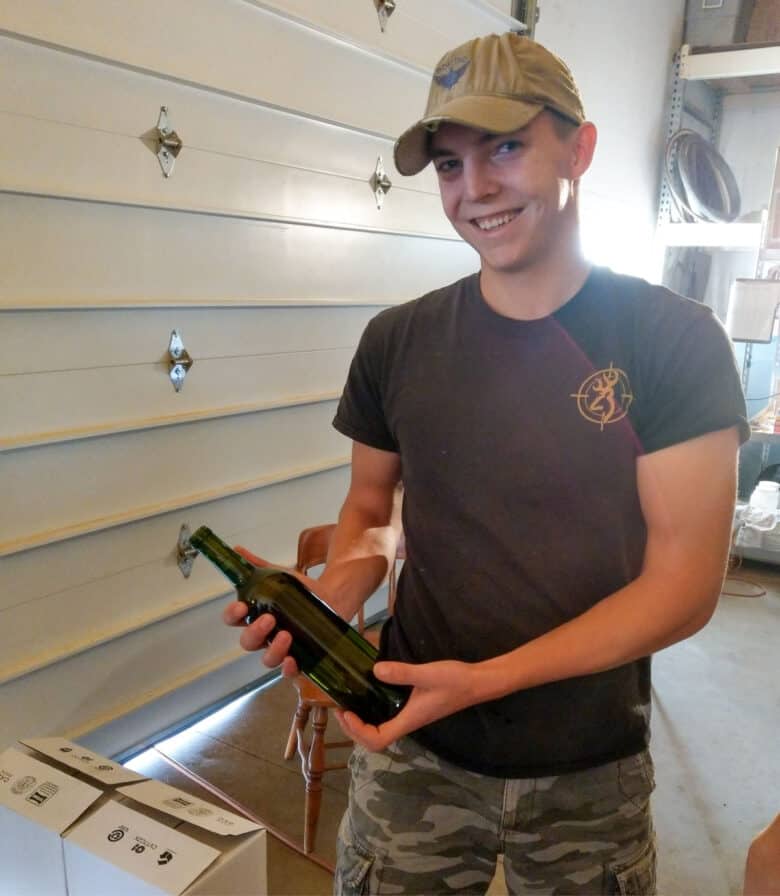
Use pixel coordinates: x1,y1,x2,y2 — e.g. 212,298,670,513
546,107,580,140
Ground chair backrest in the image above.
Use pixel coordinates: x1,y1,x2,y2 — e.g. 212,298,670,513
296,523,337,574
295,523,400,630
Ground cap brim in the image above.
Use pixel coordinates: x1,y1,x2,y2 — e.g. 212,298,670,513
393,96,545,176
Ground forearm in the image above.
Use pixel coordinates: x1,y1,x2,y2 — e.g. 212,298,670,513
471,561,725,704
468,430,738,705
317,486,401,620
347,565,727,753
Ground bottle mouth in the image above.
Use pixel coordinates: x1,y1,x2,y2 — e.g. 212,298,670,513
189,525,215,548
189,525,255,586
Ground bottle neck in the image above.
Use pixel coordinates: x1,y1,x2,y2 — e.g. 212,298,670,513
189,526,255,587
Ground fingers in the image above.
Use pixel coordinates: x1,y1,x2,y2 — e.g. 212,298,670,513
335,710,397,752
332,663,414,750
279,655,299,679
237,612,277,651
373,661,414,684
222,601,250,627
334,710,360,742
234,615,300,675
261,629,293,668
226,605,300,675
234,545,272,567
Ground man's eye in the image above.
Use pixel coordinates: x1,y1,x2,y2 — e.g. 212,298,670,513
435,159,460,174
495,140,521,155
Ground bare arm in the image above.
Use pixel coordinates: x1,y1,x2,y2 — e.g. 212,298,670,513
340,426,740,748
224,440,401,669
316,441,403,621
744,813,780,895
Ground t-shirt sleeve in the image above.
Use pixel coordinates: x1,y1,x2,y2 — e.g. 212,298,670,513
637,307,750,455
332,313,398,452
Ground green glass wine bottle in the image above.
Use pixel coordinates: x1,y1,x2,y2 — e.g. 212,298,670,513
189,525,409,726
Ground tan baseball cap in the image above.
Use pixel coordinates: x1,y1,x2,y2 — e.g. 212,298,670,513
394,33,586,176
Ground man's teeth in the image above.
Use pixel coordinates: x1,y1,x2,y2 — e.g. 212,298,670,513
475,212,517,231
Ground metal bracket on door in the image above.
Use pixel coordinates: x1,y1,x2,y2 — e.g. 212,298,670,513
370,156,392,209
374,0,396,32
156,106,183,177
511,1,537,36
168,329,193,392
177,524,198,578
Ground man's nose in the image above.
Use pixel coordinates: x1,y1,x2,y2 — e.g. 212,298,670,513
462,160,498,202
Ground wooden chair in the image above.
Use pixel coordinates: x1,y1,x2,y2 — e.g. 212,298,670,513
284,522,402,854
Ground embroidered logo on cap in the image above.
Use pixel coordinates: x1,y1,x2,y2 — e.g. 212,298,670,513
433,56,470,89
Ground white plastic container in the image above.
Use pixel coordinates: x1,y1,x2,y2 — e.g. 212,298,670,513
750,480,780,511
736,524,764,548
763,524,780,552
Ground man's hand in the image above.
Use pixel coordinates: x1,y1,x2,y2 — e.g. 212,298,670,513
335,658,478,751
220,544,326,678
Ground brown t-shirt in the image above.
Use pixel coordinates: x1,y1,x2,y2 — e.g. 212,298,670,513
333,266,748,777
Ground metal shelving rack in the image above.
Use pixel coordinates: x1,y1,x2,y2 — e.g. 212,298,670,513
657,42,780,565
657,41,780,249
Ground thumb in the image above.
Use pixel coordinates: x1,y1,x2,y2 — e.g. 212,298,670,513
373,661,414,684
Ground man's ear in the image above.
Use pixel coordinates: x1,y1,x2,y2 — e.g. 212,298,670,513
570,122,597,178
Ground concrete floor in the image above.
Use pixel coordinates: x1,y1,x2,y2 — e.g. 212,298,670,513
649,560,779,895
128,561,780,895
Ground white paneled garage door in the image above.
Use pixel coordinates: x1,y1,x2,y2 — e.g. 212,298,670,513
0,0,518,757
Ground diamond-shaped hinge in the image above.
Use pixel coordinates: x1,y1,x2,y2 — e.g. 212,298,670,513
156,106,183,178
374,0,396,32
168,329,193,392
370,156,392,210
177,524,198,578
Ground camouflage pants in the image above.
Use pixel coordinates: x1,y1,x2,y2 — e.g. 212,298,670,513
335,736,655,896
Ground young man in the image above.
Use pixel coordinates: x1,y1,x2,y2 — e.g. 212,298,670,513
226,33,748,894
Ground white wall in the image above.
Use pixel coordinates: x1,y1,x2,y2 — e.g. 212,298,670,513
720,91,780,221
537,0,686,278
700,86,780,316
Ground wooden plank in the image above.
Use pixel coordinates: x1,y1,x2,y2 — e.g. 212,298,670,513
1,302,371,448
0,601,259,748
0,464,349,612
657,221,763,249
0,0,430,138
1,401,348,554
246,0,518,73
0,305,379,375
0,194,477,310
0,34,438,193
681,42,780,86
0,466,351,684
0,349,351,450
0,110,455,238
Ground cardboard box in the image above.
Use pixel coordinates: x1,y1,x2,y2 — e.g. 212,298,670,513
684,0,754,45
747,0,780,43
0,745,102,896
0,738,267,896
0,738,144,896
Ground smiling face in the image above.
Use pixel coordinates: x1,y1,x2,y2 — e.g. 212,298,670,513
430,111,595,284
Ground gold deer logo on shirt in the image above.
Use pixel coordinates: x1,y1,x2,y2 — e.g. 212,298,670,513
571,363,634,430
